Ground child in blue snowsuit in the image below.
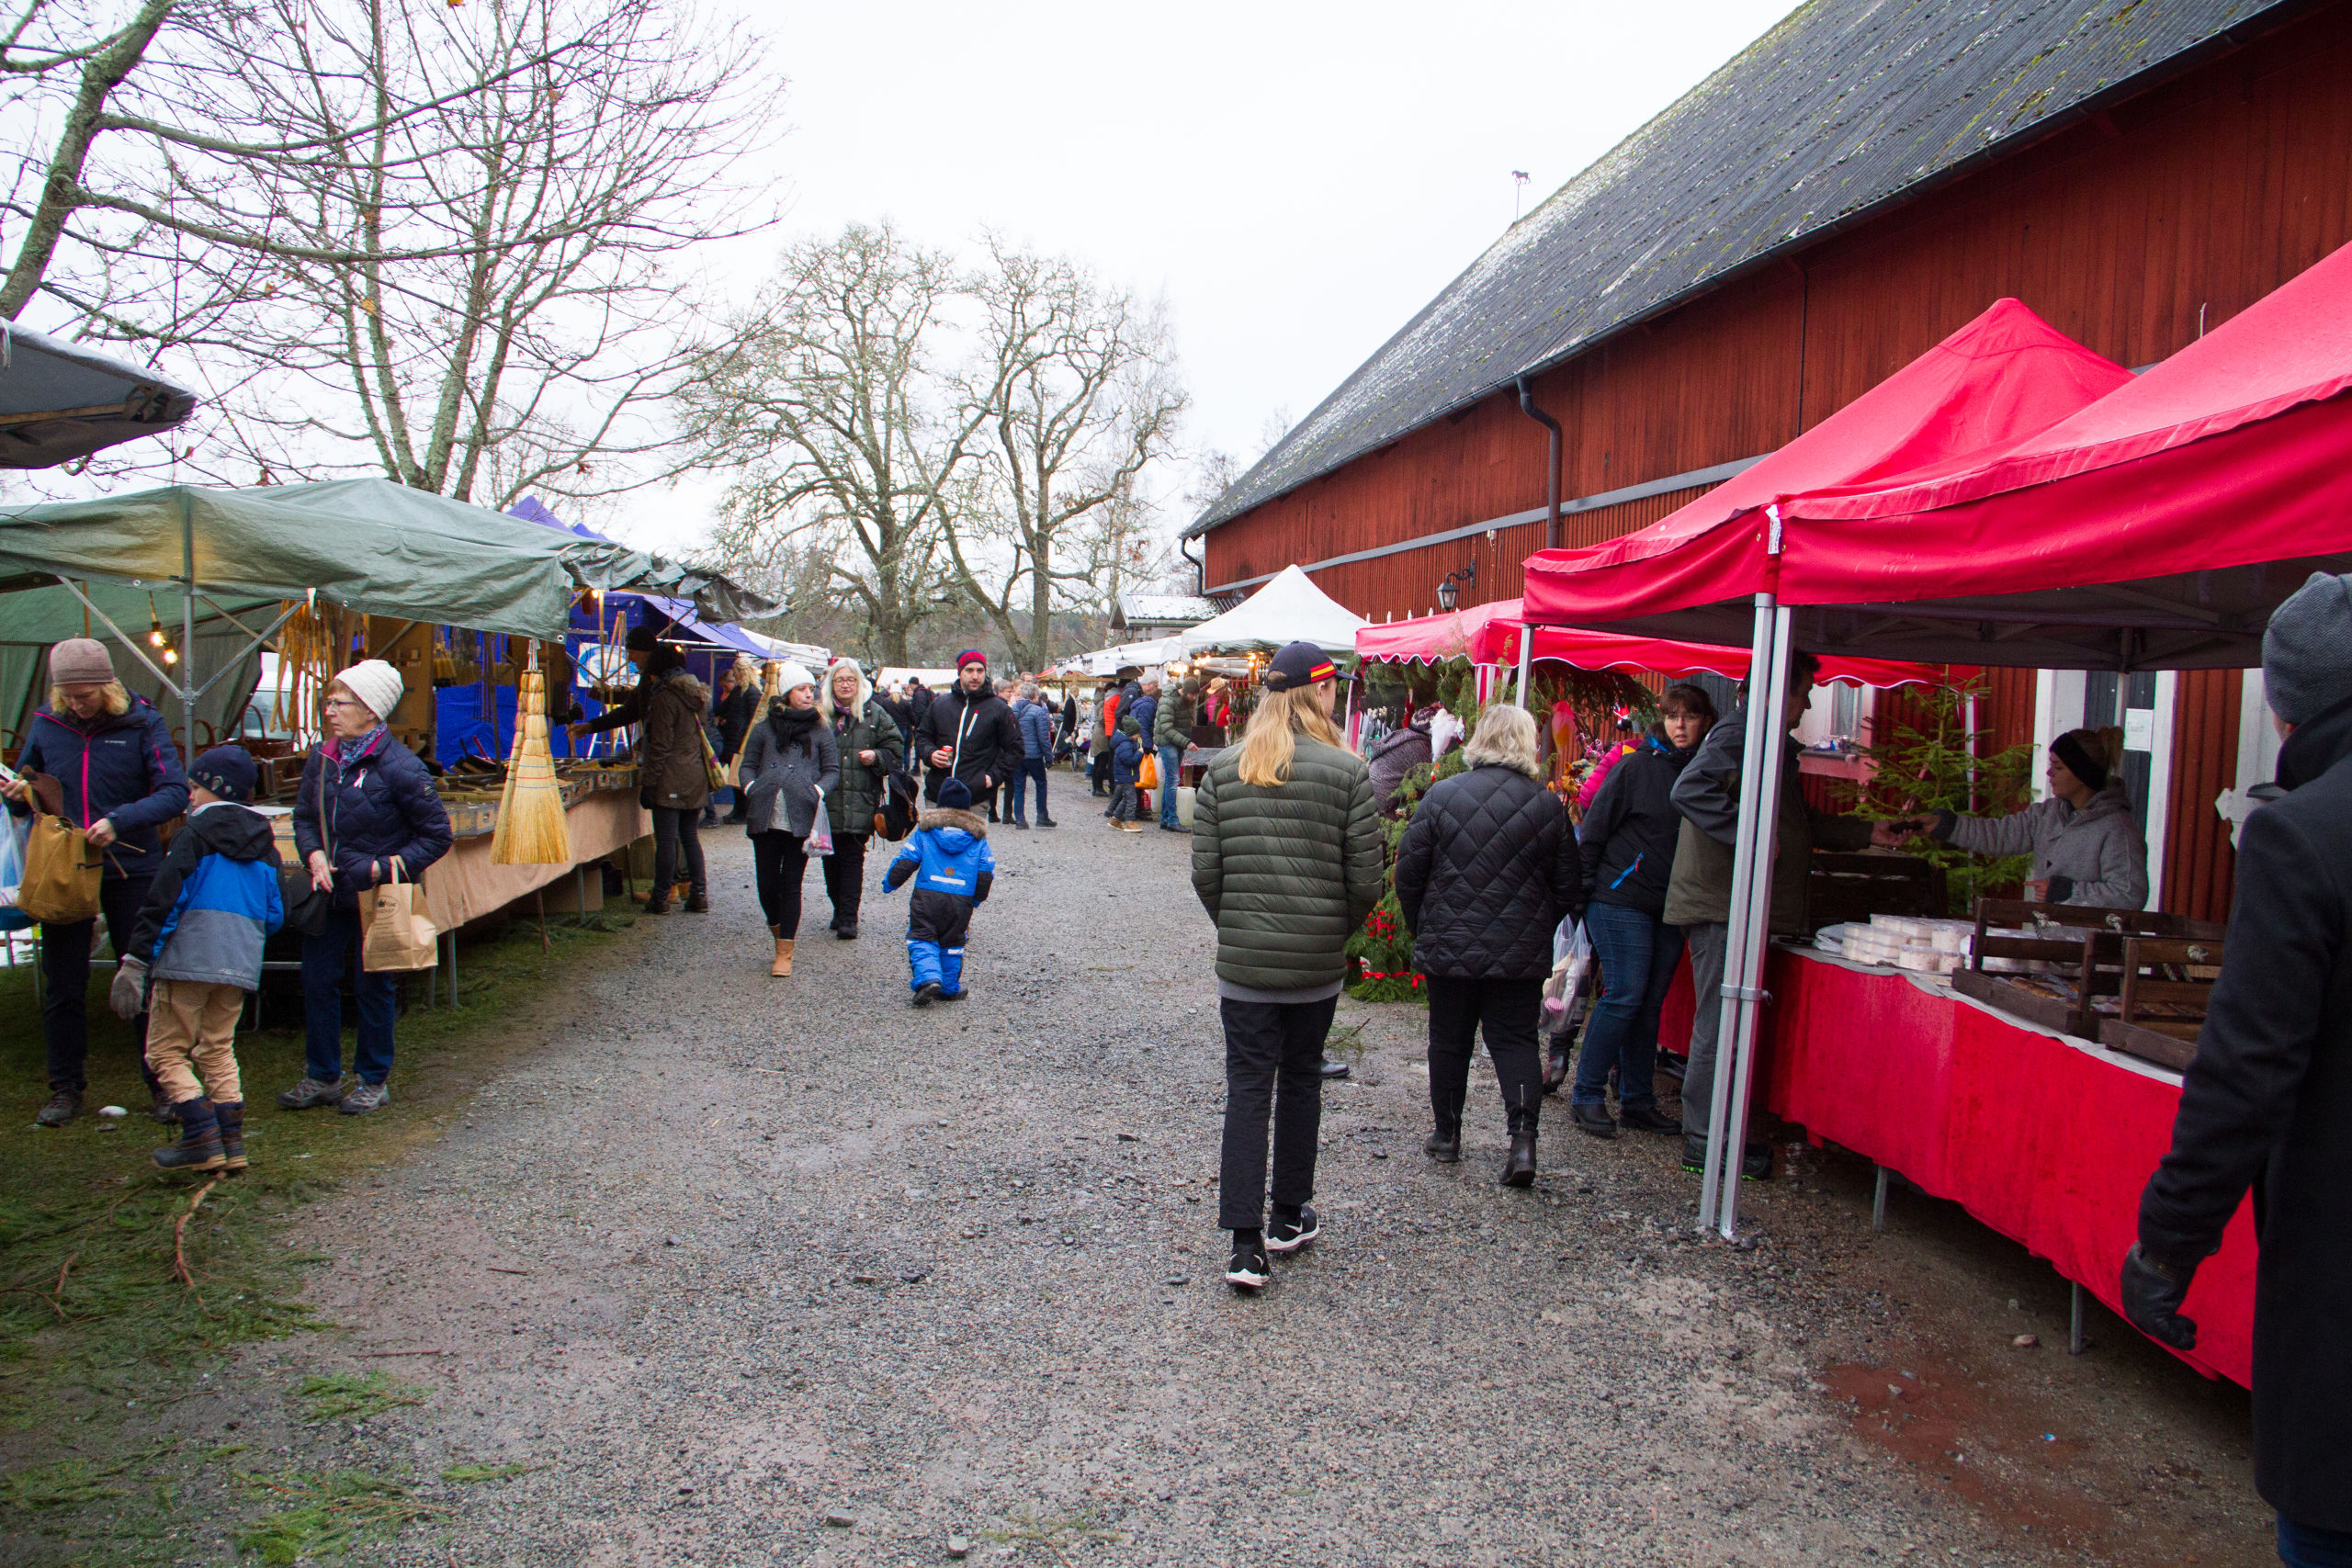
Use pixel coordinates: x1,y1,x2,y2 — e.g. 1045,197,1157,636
1108,720,1144,828
884,776,995,1007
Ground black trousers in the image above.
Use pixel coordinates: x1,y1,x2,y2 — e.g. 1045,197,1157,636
751,830,808,936
651,807,706,901
1216,994,1336,1230
1425,976,1545,1136
40,874,157,1094
820,833,868,928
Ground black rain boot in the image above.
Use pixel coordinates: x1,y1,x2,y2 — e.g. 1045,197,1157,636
153,1098,225,1173
215,1101,247,1174
1501,1128,1539,1188
1424,1068,1464,1163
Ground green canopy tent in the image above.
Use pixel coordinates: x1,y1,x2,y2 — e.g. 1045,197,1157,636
0,478,771,757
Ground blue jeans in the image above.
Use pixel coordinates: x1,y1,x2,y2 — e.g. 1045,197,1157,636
302,905,401,1085
2281,1516,2352,1567
1008,756,1049,822
1158,745,1184,827
1573,901,1685,1111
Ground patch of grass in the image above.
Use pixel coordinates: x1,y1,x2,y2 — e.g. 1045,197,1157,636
296,1370,426,1424
234,1470,446,1563
0,912,633,1554
439,1461,540,1483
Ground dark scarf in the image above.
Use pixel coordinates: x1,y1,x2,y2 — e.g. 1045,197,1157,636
831,697,861,739
324,724,390,784
767,702,820,749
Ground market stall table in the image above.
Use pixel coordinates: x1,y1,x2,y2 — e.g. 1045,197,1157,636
1659,944,2256,1388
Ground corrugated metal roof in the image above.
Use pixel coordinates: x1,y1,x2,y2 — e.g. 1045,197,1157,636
1190,0,2298,536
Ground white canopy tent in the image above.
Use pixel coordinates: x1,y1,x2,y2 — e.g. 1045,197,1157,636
1071,637,1184,677
1180,565,1366,657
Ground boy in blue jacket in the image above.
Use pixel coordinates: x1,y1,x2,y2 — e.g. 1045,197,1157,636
883,778,994,1007
1107,718,1145,831
119,748,283,1174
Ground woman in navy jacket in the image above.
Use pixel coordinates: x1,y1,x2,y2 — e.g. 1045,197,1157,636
281,660,452,1117
1566,682,1715,1137
4,639,187,1126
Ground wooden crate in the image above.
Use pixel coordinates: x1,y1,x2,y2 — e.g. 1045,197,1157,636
2098,935,2223,1074
1808,851,1947,931
1957,900,2223,1040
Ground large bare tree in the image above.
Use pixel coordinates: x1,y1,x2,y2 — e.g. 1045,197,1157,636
941,237,1186,671
2,0,772,505
681,223,984,666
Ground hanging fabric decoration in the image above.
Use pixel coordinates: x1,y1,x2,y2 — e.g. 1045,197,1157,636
491,643,572,865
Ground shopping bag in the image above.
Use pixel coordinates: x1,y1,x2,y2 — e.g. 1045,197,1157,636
1541,918,1594,1029
0,808,30,932
1138,752,1159,791
697,723,729,795
360,861,440,973
806,787,834,859
17,799,102,926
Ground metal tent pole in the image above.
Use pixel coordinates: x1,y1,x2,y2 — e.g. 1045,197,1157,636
180,494,198,760
1514,626,1534,709
1695,592,1782,1234
1716,604,1794,1242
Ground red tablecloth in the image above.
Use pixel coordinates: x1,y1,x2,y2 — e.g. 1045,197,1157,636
1662,947,2256,1388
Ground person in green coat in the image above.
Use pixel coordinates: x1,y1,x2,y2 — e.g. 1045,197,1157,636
820,659,907,941
1192,641,1384,1292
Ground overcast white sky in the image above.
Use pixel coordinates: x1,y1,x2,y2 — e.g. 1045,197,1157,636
626,0,1802,553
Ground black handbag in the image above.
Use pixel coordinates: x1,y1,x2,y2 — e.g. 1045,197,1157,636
280,761,333,937
874,768,919,841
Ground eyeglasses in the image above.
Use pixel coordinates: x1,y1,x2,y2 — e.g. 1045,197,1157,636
324,697,369,711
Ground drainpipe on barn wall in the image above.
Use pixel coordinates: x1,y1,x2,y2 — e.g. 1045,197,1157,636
1515,375,1563,550
1179,534,1204,596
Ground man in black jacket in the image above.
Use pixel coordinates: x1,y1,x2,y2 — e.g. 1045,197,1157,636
915,651,1022,812
2126,570,2352,1563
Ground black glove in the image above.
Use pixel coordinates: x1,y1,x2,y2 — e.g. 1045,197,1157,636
2120,1242,2199,1350
1927,808,1958,842
2044,874,2075,903
639,784,657,810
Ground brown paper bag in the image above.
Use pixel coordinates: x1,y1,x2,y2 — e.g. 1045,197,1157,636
360,861,439,973
18,807,102,925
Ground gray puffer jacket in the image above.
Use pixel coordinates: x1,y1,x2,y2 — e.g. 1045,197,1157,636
1942,783,2149,909
1191,734,1385,992
738,707,840,840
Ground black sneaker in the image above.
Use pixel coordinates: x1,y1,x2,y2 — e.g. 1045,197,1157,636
1680,1134,1709,1173
1741,1142,1774,1181
34,1089,82,1128
1266,1204,1319,1254
1224,1234,1271,1292
1317,1058,1351,1081
1036,818,1057,829
911,982,941,1008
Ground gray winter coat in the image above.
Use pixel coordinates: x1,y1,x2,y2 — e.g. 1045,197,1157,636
1944,783,2148,909
738,709,840,840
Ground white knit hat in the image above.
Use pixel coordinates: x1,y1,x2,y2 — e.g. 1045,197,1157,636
774,661,817,699
334,659,404,722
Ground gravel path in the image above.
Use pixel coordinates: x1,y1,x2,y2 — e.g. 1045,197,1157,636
231,804,2271,1566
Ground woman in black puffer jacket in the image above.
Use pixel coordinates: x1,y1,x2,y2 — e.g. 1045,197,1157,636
1395,704,1582,1187
1566,682,1715,1137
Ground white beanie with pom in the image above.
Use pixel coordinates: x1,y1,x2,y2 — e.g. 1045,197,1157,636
334,660,404,723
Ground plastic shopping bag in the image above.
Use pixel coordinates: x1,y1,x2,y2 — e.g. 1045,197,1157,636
1541,917,1594,1029
0,809,30,932
806,787,834,858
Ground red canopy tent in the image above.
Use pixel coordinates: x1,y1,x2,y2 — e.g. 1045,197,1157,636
1354,597,1957,687
1516,249,2352,1241
1514,299,2132,1236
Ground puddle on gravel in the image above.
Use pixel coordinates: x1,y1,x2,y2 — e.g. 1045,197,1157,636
1819,1352,2258,1565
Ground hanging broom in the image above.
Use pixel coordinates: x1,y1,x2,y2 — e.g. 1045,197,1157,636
492,643,573,865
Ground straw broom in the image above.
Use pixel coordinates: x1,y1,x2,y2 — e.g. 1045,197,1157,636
491,643,573,865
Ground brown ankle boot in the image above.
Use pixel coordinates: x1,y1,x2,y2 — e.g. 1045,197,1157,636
771,937,794,977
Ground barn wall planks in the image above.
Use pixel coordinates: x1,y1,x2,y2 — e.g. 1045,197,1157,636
2162,669,2243,924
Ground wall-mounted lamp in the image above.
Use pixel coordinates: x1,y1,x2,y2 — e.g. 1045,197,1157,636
1435,561,1477,614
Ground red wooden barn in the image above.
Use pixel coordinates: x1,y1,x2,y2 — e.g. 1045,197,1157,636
1190,0,2352,923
